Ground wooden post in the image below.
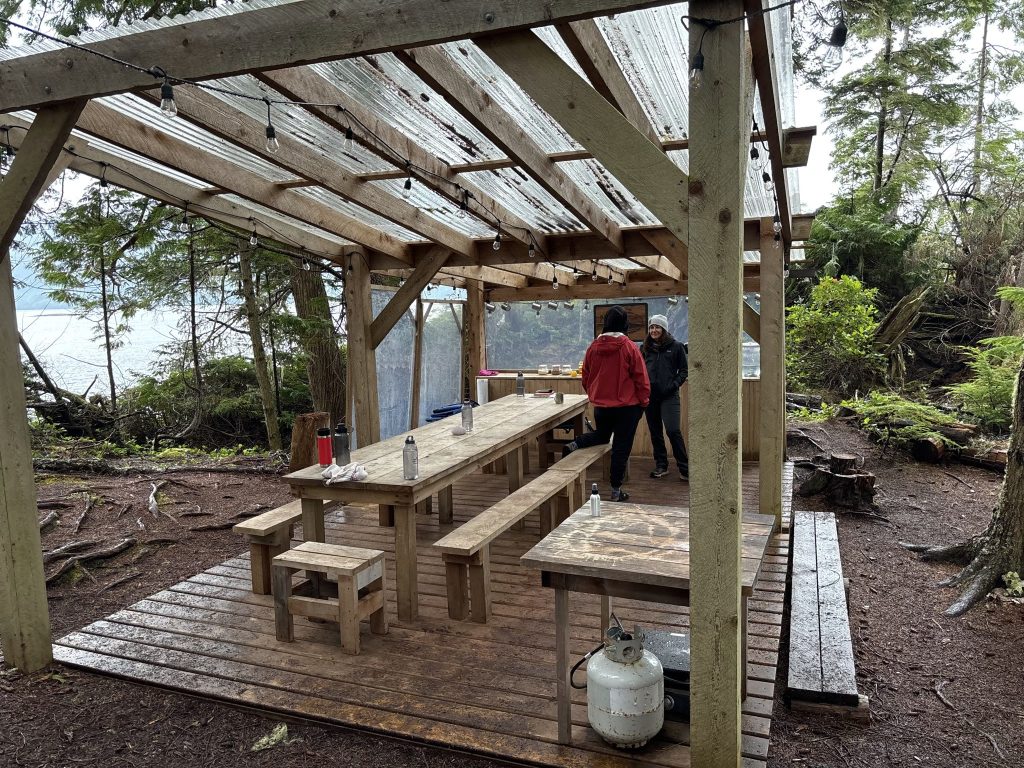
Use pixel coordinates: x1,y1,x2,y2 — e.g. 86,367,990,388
344,252,380,446
687,3,748,764
410,299,424,429
0,101,86,672
758,219,785,527
463,279,484,401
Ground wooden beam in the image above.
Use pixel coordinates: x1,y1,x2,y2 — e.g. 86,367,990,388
399,45,625,252
0,0,685,112
440,266,527,289
758,219,785,525
259,67,547,252
73,100,411,262
487,276,762,302
345,252,380,446
370,246,450,348
410,299,424,429
355,125,818,179
160,86,476,257
742,301,761,343
0,101,85,673
463,280,486,401
476,32,689,272
745,0,792,245
687,1,748,763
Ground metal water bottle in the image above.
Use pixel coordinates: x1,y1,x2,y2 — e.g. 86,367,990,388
590,483,601,517
515,371,526,398
403,436,418,480
333,423,350,466
316,428,333,467
461,399,474,432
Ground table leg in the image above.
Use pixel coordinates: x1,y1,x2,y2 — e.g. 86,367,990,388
300,498,326,596
507,447,524,494
379,504,395,526
555,587,572,745
537,432,551,470
394,503,418,622
521,443,531,474
438,486,454,525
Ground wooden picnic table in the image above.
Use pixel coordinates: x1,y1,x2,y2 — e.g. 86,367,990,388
284,393,588,622
520,501,775,745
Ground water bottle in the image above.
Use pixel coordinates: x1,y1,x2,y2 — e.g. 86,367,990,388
333,423,350,466
403,436,418,480
316,428,333,467
590,483,601,517
461,399,474,432
515,371,526,398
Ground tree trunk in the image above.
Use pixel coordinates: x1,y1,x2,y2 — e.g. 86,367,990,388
905,359,1024,615
873,22,894,194
238,246,282,450
971,11,989,195
288,411,329,472
289,261,347,427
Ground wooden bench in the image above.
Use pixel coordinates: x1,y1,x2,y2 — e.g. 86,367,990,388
434,443,611,623
787,510,867,714
233,500,304,595
272,541,387,655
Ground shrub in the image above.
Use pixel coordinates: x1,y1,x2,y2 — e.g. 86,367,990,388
842,390,957,448
946,337,1024,431
787,276,885,395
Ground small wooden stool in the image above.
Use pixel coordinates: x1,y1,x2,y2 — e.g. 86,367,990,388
272,542,388,654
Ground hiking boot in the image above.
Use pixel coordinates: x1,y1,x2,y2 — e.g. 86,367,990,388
680,469,689,481
561,441,578,457
650,466,669,478
611,488,630,502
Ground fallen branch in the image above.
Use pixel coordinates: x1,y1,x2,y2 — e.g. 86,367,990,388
70,493,97,535
189,521,237,532
37,499,73,510
178,505,211,518
43,539,102,565
940,470,973,490
116,503,133,518
148,481,167,517
38,510,59,530
45,537,136,585
142,537,179,546
933,680,955,710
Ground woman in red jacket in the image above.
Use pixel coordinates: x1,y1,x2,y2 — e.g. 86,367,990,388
563,305,650,501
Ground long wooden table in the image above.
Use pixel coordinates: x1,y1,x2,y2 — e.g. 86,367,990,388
520,501,775,745
284,394,588,622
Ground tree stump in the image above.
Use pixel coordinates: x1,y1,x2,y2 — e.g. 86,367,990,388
798,459,877,510
829,453,859,474
289,412,329,472
910,436,946,463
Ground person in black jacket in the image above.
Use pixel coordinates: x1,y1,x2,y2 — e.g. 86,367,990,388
641,314,689,480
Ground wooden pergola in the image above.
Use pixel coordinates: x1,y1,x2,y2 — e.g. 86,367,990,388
0,1,809,763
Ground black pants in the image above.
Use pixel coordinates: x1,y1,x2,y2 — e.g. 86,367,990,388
574,404,644,488
645,395,689,474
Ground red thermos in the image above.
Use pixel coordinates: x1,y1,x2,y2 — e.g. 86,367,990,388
316,428,333,467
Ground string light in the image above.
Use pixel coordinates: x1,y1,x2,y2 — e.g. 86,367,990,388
607,275,615,286
485,301,497,314
689,49,705,90
591,266,599,282
583,298,590,310
179,202,190,233
249,222,258,247
457,189,469,219
98,164,109,198
500,301,511,311
823,13,849,69
531,301,542,315
772,212,783,234
774,233,782,249
667,296,679,306
402,176,413,199
551,276,559,290
158,73,177,116
547,300,559,310
493,231,502,252
762,170,774,192
343,126,354,150
528,240,536,259
264,99,280,155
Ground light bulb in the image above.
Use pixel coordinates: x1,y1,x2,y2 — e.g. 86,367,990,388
773,216,783,234
179,214,189,233
591,268,599,282
159,80,177,116
501,302,511,311
547,301,559,310
607,275,614,285
688,51,704,90
563,301,574,309
265,125,280,154
823,44,844,69
750,146,760,161
99,178,109,198
552,277,559,290
528,242,536,259
762,171,774,191
344,126,354,150
485,302,496,314
667,296,679,306
493,233,502,251
583,299,590,310
402,177,413,199
249,231,258,247
302,260,311,271
457,200,467,218
774,233,782,249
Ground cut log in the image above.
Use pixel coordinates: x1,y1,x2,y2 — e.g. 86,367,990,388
289,411,329,472
826,473,876,509
959,445,1008,472
936,424,978,446
911,436,946,463
787,393,823,408
38,510,59,530
829,454,859,474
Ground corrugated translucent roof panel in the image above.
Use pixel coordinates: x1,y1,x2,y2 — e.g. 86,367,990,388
459,168,585,233
217,194,354,247
293,186,422,242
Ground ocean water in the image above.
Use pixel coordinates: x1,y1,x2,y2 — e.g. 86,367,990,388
16,308,223,394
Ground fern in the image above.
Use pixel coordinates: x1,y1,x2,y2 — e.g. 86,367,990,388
843,391,957,448
946,337,1024,431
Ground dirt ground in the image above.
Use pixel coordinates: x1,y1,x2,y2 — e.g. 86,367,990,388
2,421,1022,768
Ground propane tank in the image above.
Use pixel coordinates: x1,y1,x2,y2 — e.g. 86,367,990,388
586,624,664,749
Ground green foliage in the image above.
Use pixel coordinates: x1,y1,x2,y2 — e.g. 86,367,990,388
1003,571,1024,597
789,403,839,422
786,276,886,395
946,336,1024,430
843,390,957,447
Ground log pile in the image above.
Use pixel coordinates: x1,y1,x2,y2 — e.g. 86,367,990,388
798,453,877,510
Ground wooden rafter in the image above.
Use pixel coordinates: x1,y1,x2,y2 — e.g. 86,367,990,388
73,100,412,262
486,276,761,302
0,0,684,112
476,32,690,273
399,45,625,252
371,246,450,348
153,86,475,257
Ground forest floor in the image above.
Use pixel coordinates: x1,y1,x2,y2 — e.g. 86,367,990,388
1,420,1022,768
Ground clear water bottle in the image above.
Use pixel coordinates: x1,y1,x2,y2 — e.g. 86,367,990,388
403,436,418,480
515,371,526,398
333,423,350,466
590,483,601,517
461,399,474,432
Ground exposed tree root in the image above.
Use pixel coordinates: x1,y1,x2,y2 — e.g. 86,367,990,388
900,535,984,565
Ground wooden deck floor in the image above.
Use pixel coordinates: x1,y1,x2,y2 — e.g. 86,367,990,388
53,459,793,768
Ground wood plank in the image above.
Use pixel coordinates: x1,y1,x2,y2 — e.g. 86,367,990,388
813,511,859,705
686,2,750,764
346,250,380,446
232,499,302,536
758,219,785,524
371,246,450,349
787,511,823,696
0,101,86,672
463,279,485,401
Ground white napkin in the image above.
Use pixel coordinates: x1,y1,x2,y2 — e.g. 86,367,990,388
321,461,368,484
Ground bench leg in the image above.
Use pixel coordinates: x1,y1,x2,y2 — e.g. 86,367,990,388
438,486,454,525
249,527,292,595
521,443,531,475
272,564,295,642
444,556,470,620
368,574,388,636
540,500,555,536
338,574,361,655
468,548,492,623
508,450,525,530
537,432,551,470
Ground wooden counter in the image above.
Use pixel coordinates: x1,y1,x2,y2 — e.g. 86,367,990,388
479,373,762,461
